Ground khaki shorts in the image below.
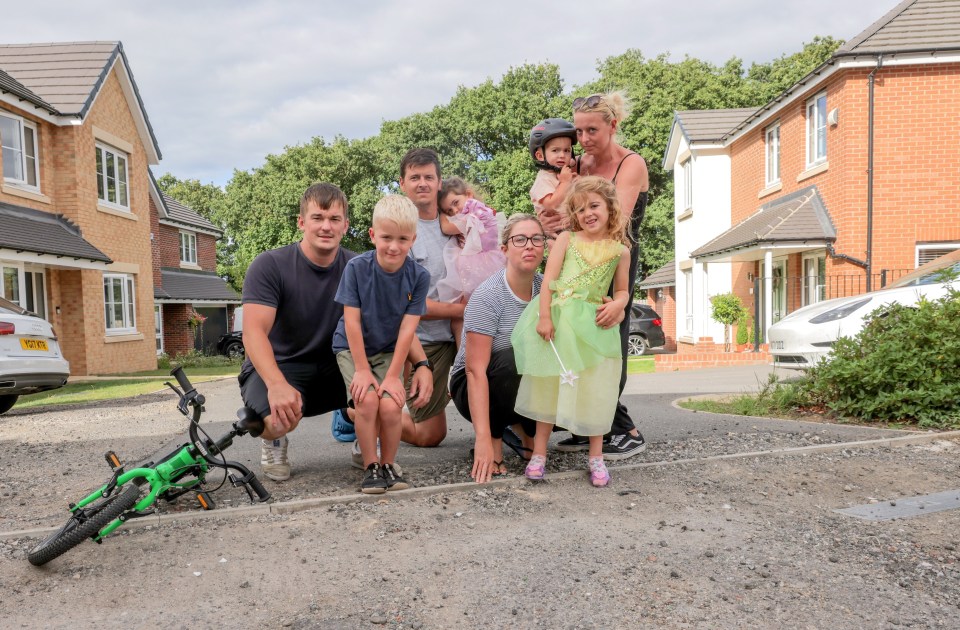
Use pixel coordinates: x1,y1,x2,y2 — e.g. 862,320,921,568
336,350,396,402
407,342,455,423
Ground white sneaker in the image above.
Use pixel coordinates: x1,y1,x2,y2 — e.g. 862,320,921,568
351,439,393,472
261,436,290,481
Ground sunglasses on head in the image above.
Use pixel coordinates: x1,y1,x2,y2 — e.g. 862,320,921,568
572,95,604,111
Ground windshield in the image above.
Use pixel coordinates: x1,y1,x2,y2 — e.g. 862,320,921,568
890,250,960,288
0,296,30,316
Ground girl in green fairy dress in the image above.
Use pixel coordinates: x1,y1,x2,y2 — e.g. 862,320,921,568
511,176,631,487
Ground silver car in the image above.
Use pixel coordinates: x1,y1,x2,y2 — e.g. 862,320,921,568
0,296,70,414
769,250,960,369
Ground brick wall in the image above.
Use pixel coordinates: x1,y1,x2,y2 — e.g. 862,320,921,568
161,303,194,357
157,223,217,271
646,286,677,352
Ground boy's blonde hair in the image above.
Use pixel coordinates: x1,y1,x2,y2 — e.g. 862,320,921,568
561,176,630,245
373,194,418,233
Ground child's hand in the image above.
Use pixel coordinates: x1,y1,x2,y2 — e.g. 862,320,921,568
377,375,406,409
536,315,555,341
595,297,626,329
558,163,577,185
350,369,379,404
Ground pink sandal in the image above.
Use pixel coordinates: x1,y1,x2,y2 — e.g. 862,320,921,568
589,457,610,487
524,454,546,481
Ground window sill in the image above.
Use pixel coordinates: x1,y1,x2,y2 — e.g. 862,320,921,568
97,203,137,220
797,161,829,182
179,262,201,270
678,336,695,345
103,332,144,343
677,209,693,222
2,183,51,204
758,182,782,199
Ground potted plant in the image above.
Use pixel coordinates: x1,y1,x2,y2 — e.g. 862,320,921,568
710,293,748,352
186,308,207,346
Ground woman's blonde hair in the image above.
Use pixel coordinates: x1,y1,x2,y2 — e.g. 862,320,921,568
573,90,632,139
372,194,418,233
561,176,630,245
500,213,544,247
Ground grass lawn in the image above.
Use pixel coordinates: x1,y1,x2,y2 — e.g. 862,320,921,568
16,375,226,410
627,355,656,375
112,364,242,377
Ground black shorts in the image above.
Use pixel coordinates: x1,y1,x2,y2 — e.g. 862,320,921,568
238,361,347,420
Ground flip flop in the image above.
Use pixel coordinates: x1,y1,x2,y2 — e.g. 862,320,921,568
490,460,509,478
502,427,533,461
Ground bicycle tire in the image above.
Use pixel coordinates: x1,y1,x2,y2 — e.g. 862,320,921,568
28,484,141,566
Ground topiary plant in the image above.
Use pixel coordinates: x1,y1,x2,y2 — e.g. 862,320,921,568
710,293,749,352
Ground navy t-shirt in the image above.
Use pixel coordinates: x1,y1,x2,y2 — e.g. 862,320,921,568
240,243,356,373
332,250,430,356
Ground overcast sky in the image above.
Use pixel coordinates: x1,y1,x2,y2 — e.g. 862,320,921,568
8,0,892,186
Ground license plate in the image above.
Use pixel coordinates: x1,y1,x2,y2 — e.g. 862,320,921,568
20,338,49,351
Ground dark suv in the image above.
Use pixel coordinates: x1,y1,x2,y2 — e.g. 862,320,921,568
627,303,665,355
216,331,244,359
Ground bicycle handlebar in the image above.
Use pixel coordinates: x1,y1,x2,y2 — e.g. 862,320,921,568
170,366,195,397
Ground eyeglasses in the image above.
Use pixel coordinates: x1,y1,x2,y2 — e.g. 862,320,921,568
572,95,604,111
508,234,546,248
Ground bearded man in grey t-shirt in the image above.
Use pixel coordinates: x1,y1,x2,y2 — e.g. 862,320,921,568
398,148,461,447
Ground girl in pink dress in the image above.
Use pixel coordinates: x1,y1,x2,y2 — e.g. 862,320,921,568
436,178,507,346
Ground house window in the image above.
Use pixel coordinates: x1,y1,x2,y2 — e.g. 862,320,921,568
1,263,21,303
806,92,827,166
179,231,197,265
916,243,960,267
765,123,780,186
0,113,39,188
23,270,46,320
802,253,826,306
103,273,136,333
95,143,130,209
682,159,693,211
154,305,164,354
683,269,693,336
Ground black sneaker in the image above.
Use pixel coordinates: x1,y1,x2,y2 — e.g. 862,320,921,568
361,463,387,494
602,432,647,460
555,434,591,452
382,463,409,491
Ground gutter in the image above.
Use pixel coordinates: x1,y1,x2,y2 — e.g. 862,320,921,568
865,54,883,291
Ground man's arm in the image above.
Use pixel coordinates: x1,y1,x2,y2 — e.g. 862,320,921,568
243,303,302,431
421,298,465,321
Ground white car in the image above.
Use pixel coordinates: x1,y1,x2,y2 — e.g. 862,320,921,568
769,250,960,369
0,296,70,414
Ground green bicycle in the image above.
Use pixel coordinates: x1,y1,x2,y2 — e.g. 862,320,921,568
28,367,271,566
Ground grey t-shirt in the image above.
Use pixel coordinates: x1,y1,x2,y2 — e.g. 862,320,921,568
451,269,543,375
409,215,455,344
240,243,355,373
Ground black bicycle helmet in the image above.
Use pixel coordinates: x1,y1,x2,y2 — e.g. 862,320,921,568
528,118,577,172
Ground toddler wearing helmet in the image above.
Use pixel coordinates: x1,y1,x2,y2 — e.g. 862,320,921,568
528,118,578,243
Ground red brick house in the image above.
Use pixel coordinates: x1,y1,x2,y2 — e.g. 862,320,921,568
658,0,960,369
148,173,239,357
0,42,161,374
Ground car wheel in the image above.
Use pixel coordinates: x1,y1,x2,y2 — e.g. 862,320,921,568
0,394,18,415
627,334,649,356
224,340,245,359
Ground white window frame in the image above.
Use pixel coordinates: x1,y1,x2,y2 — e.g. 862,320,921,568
682,158,693,211
179,231,198,265
103,273,137,333
0,112,40,189
801,251,826,306
806,92,828,167
95,143,130,210
1,261,23,306
155,304,164,355
765,122,780,186
683,269,693,336
916,243,960,268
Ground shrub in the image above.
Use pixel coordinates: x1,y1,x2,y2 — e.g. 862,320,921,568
736,316,752,346
800,287,960,428
159,349,240,370
710,293,749,351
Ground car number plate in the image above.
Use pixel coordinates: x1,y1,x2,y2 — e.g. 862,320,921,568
20,338,49,351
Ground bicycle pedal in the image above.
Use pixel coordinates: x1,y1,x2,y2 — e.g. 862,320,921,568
104,451,122,470
196,491,216,510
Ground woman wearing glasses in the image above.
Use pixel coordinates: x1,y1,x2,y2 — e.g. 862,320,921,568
564,91,649,459
449,214,547,483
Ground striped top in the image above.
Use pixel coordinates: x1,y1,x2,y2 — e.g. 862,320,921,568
451,269,543,375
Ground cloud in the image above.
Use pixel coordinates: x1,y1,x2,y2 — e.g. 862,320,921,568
5,0,890,185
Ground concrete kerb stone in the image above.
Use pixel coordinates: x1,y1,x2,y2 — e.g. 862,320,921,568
6,429,960,542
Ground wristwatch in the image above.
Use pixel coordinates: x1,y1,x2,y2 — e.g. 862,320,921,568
412,359,432,371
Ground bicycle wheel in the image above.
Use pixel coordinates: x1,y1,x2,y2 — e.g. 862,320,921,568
28,484,141,566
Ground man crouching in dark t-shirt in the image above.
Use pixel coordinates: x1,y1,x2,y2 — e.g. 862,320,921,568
239,183,355,482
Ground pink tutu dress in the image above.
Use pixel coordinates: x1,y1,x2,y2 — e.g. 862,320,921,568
436,198,506,303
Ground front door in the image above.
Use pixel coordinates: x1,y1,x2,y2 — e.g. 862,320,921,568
193,307,227,354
